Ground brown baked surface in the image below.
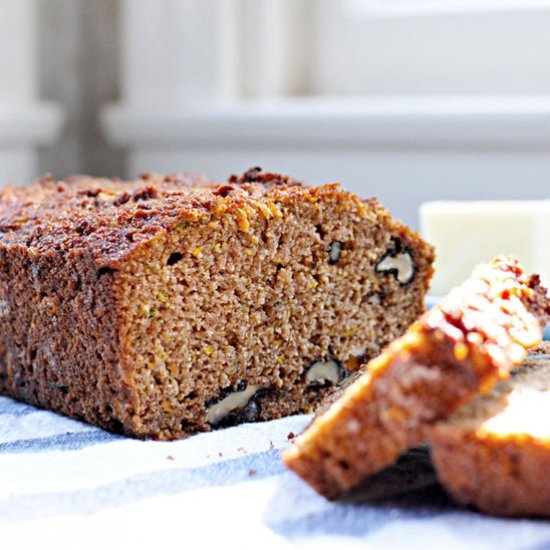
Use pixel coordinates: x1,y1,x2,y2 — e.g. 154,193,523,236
283,257,550,499
429,342,550,518
0,168,434,439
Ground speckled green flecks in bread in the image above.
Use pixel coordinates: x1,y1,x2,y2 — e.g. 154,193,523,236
0,168,434,439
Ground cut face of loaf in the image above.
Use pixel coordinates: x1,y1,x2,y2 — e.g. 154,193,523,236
0,169,434,439
283,256,550,499
429,343,550,518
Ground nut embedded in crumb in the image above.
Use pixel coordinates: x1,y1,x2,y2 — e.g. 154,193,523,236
305,359,343,386
328,241,343,264
376,248,415,284
206,383,260,425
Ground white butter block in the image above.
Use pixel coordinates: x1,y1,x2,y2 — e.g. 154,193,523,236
420,201,550,296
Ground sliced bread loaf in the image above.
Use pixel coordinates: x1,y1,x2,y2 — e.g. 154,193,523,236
0,169,434,439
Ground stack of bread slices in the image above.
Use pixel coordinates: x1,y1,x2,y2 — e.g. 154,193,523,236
284,256,550,518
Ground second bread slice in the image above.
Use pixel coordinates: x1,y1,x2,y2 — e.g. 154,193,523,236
429,343,550,518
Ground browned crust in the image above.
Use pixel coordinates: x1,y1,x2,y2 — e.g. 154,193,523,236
0,171,371,267
283,257,550,500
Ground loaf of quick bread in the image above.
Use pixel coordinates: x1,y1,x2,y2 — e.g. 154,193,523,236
0,168,434,439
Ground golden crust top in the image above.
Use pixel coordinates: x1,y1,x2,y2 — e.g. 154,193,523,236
0,169,386,267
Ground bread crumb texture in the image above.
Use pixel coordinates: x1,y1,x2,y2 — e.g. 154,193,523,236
0,168,434,439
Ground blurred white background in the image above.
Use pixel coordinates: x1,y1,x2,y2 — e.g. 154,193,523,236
1,0,550,227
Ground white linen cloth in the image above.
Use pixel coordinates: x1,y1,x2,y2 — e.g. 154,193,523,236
1,395,550,550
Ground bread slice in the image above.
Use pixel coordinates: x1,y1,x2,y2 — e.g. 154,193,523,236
0,168,434,439
283,257,550,499
429,343,550,517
